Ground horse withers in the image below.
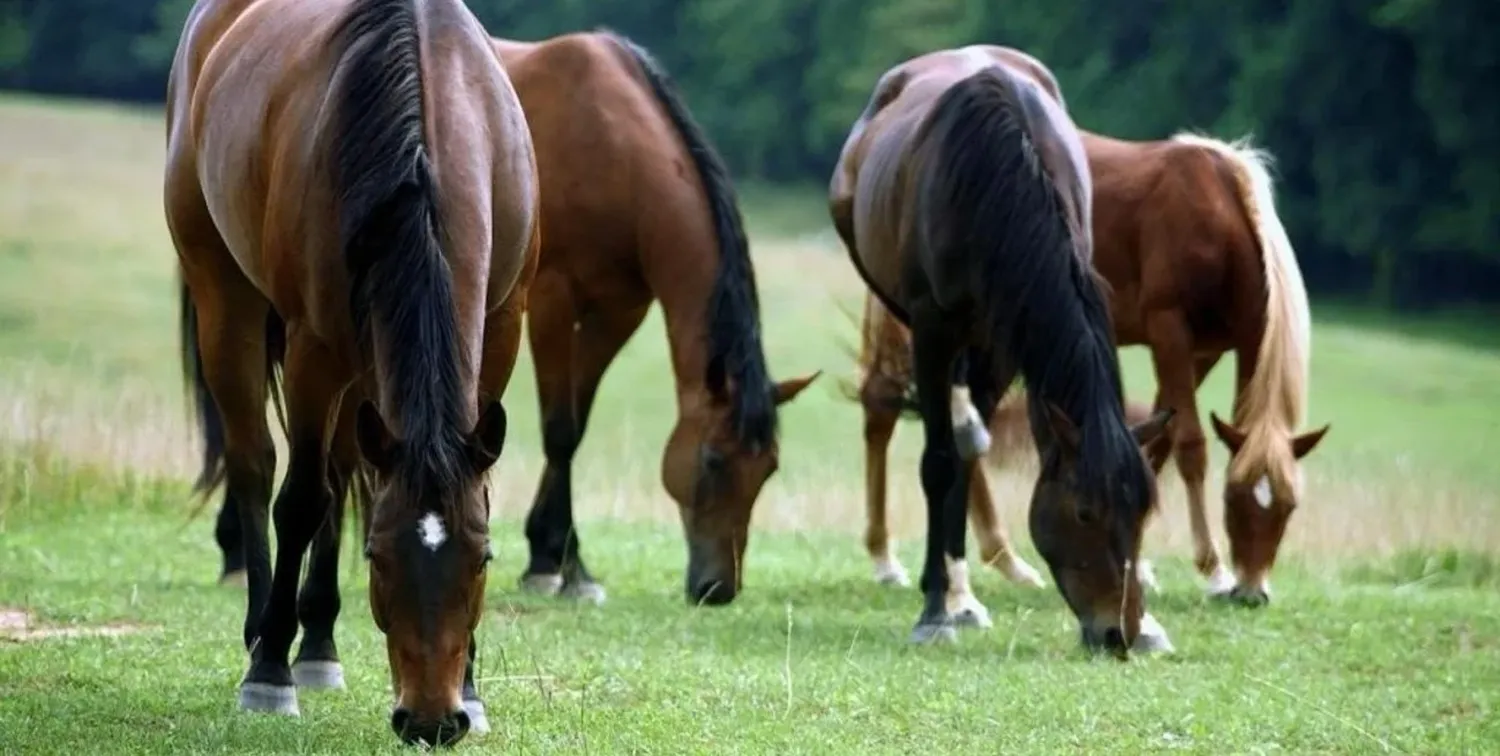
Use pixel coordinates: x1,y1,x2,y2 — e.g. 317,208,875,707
829,45,1172,656
492,31,819,607
167,0,539,744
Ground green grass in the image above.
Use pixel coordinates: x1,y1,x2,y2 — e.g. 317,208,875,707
2,91,1500,753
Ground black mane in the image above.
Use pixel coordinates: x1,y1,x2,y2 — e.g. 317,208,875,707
603,30,778,451
331,0,470,503
917,67,1151,528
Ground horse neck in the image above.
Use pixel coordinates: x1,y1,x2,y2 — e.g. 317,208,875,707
650,242,721,412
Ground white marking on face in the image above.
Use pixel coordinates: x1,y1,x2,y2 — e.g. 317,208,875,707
417,512,447,552
1253,475,1273,509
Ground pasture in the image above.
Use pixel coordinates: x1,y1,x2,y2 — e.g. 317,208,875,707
1,93,1498,753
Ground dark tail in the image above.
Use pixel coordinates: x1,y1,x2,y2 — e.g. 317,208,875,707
178,275,286,501
600,29,778,451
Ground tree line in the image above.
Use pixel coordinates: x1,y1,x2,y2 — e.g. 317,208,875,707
3,0,1495,309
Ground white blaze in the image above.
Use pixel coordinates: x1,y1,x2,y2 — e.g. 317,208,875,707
1253,475,1273,509
418,512,447,551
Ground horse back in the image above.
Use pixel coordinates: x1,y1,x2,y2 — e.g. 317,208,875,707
494,32,716,299
1085,131,1258,348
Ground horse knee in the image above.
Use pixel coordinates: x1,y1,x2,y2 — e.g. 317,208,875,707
540,411,578,463
1174,433,1208,480
863,408,897,446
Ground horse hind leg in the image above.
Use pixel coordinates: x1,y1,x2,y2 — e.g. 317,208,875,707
859,376,908,587
239,331,348,716
215,491,247,586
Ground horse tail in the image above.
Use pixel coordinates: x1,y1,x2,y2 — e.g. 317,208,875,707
1172,133,1311,430
600,30,778,450
179,274,225,495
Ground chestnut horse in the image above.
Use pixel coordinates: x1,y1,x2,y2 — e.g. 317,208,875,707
841,294,1159,610
492,31,819,606
846,127,1331,607
167,0,537,745
829,45,1173,654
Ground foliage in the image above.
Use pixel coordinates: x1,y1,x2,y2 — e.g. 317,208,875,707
2,0,1496,307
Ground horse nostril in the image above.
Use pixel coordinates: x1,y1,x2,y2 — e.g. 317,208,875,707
451,707,472,735
390,707,412,738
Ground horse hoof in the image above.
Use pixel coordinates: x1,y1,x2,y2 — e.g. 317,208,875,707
1132,612,1175,655
291,660,345,690
238,682,299,716
873,558,910,587
909,621,958,645
952,606,993,630
462,698,490,735
1205,565,1236,598
999,557,1047,589
519,573,563,597
954,420,992,461
562,580,607,606
219,569,248,588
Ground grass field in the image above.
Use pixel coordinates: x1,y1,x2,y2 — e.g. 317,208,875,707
1,92,1498,753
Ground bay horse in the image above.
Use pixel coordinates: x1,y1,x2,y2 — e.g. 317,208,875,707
167,0,538,745
829,45,1173,654
847,127,1332,607
841,293,1159,611
491,31,819,606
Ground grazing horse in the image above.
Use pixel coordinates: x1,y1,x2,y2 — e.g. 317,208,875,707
167,0,538,745
491,31,819,606
1083,131,1329,606
829,45,1173,654
841,292,1159,608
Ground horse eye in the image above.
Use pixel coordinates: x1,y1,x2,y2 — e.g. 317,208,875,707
363,541,373,560
481,541,495,565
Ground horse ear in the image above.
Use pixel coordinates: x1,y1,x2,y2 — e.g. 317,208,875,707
469,399,508,472
1044,402,1081,453
356,400,396,471
772,370,823,406
1209,412,1247,455
1130,407,1175,447
1292,424,1330,459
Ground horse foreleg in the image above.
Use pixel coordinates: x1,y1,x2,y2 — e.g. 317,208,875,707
909,317,964,645
1146,315,1233,595
291,437,357,692
240,330,347,717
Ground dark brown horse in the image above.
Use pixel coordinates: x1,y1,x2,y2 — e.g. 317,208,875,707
490,31,818,606
846,127,1332,608
841,292,1159,612
829,45,1172,655
168,0,538,745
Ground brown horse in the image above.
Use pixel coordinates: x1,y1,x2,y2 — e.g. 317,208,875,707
829,45,1173,654
167,0,537,745
852,126,1333,606
491,31,819,606
1083,131,1329,606
842,293,1160,615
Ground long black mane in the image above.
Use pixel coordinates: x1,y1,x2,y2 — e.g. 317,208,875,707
916,66,1151,527
603,30,778,451
331,0,470,505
